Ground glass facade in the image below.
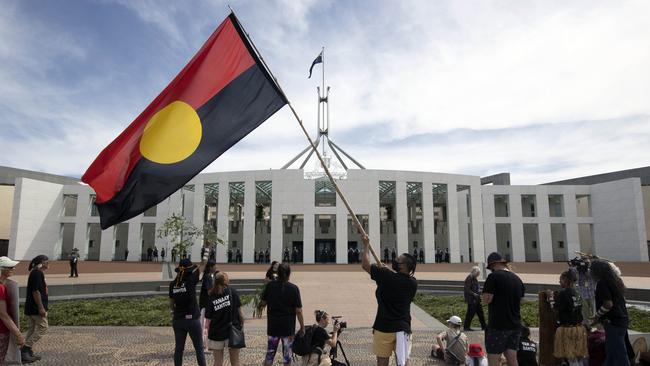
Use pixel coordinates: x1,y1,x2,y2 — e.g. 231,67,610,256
494,195,509,217
348,214,369,263
551,223,567,261
576,194,591,217
254,181,272,261
523,223,540,262
114,223,129,261
379,181,396,261
63,194,78,216
432,184,449,260
181,185,195,220
521,195,536,217
89,194,99,216
315,179,336,207
457,185,472,263
282,215,303,263
548,195,564,217
60,223,75,259
204,183,219,231
229,182,245,257
496,223,512,262
315,214,336,263
578,223,594,254
143,205,157,217
141,223,156,261
86,223,102,261
406,182,423,256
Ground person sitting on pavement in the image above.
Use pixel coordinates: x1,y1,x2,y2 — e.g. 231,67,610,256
465,343,488,366
430,315,469,365
301,310,341,366
516,326,538,366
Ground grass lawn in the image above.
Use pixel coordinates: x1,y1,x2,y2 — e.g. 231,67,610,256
413,294,650,332
19,294,254,329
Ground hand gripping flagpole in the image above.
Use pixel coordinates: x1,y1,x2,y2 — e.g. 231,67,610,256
228,8,382,266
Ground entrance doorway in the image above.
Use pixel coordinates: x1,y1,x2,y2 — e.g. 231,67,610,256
347,241,359,263
292,241,303,263
315,239,336,263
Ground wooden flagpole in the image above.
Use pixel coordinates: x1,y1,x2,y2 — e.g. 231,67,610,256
228,8,382,265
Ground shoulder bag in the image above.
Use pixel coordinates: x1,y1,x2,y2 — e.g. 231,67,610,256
228,287,246,348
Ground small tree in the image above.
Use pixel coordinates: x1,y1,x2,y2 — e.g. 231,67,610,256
203,224,226,247
157,213,203,255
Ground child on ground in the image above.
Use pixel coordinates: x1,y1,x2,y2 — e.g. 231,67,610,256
431,315,468,365
517,326,538,366
465,343,487,366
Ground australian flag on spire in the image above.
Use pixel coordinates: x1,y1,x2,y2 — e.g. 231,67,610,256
308,50,323,78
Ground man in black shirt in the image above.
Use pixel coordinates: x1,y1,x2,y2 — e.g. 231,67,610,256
23,255,50,363
361,236,417,366
482,252,525,366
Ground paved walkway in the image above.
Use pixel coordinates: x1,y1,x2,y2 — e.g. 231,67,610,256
26,326,525,365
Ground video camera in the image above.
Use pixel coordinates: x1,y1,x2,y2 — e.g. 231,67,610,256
568,256,590,274
332,316,347,333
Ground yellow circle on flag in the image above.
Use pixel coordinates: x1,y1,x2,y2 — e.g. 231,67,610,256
139,101,202,164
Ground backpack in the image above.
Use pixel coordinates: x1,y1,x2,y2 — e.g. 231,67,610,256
293,324,317,356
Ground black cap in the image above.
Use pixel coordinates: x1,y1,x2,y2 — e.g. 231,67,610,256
486,252,507,269
178,258,192,268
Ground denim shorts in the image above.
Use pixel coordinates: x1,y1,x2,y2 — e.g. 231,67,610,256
485,328,520,354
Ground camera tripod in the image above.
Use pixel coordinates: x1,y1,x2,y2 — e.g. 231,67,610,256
329,339,350,366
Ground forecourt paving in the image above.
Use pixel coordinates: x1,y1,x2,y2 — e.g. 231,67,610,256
9,262,649,364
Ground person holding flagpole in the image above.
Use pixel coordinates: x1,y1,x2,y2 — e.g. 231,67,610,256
361,235,418,366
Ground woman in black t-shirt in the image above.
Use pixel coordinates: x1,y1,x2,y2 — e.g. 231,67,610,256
265,261,279,283
591,260,630,366
169,259,206,366
301,310,340,366
547,269,587,365
199,260,218,350
206,272,244,366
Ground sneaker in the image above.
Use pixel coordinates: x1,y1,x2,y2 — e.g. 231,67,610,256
21,351,37,363
28,348,42,361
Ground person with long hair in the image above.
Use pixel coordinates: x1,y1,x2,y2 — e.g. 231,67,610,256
261,263,304,366
22,255,50,363
0,257,24,363
205,272,244,366
199,260,218,351
301,310,341,366
547,269,587,366
265,261,279,283
361,236,418,366
169,258,206,366
591,259,629,366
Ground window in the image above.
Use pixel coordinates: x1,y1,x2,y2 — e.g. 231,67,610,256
548,195,564,217
521,195,536,217
89,195,99,216
63,194,78,216
315,179,336,207
494,195,509,217
576,194,591,217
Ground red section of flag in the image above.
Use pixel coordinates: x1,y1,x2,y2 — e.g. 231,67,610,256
82,17,255,203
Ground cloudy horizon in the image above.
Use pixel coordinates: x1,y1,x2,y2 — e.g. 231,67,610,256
1,0,649,185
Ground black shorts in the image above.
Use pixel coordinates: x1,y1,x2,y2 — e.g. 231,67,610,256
485,328,520,354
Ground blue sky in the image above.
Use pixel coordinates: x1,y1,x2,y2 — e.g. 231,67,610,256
1,0,649,184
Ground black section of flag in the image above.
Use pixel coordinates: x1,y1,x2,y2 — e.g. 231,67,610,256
96,65,286,229
308,52,323,78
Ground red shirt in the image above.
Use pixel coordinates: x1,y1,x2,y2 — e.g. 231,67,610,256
0,284,12,334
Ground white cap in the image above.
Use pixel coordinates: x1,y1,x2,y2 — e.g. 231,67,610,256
447,315,462,326
0,256,19,269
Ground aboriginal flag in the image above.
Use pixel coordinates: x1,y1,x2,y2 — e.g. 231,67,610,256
82,13,287,229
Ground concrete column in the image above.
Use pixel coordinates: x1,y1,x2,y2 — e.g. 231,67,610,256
303,214,315,264
447,187,461,263
336,210,348,264
536,191,553,262
99,228,114,261
395,181,408,255
127,218,142,262
510,193,526,262
368,179,382,260
217,181,230,263
422,181,435,263
470,183,486,263
243,180,255,263
75,220,87,260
